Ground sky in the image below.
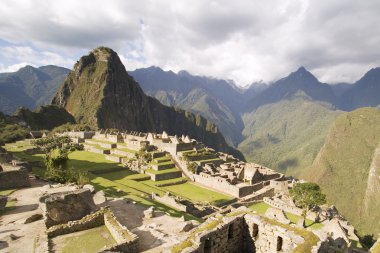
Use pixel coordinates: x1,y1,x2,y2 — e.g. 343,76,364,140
0,0,379,87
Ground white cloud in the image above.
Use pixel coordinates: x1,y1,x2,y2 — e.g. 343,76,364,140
0,46,75,71
0,0,379,85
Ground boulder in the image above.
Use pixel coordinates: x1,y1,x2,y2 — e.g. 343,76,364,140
24,213,43,224
83,184,95,193
0,196,7,211
178,221,194,232
39,188,97,228
93,190,106,205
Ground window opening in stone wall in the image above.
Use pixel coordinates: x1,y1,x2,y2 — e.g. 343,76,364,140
252,223,259,237
277,236,283,251
228,224,234,240
204,238,212,253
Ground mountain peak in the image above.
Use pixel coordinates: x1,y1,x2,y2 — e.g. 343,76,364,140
90,46,118,62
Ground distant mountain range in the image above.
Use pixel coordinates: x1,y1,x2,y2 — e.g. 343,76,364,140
0,55,380,236
0,65,70,114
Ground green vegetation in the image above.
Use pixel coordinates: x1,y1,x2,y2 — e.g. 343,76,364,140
0,200,17,216
0,112,28,145
59,226,116,253
32,136,88,185
305,107,380,236
290,182,326,225
4,140,230,220
239,96,341,176
0,188,19,196
249,201,271,214
14,105,75,130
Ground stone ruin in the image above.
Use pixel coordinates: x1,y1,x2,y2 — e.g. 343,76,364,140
0,148,31,189
39,188,97,228
172,208,349,253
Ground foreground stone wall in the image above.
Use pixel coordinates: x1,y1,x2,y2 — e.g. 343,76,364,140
0,170,30,189
183,216,246,253
173,209,331,253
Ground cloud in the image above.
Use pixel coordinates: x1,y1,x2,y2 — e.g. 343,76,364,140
0,45,75,69
0,0,379,85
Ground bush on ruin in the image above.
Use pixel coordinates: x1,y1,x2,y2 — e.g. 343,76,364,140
187,162,199,174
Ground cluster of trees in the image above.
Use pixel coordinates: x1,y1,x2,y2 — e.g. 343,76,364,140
32,136,89,185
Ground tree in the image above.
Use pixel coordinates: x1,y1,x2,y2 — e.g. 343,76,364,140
290,182,326,226
32,136,87,185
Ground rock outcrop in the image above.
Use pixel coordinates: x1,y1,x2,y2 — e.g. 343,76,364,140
39,188,97,228
52,47,232,153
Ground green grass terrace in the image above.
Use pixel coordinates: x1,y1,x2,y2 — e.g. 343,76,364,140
2,141,234,221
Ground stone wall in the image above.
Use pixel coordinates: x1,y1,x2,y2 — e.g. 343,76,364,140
39,188,98,228
103,210,138,252
0,170,30,189
152,163,175,171
263,197,317,221
244,214,305,252
152,192,188,212
192,173,261,198
183,216,246,253
105,155,122,163
148,171,182,181
46,208,105,238
111,149,135,158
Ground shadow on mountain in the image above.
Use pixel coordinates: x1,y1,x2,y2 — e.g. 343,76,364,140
278,158,298,172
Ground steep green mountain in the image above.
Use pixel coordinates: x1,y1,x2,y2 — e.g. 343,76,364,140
340,67,380,110
130,67,266,146
14,105,75,130
239,92,342,176
52,47,235,154
0,65,70,114
246,67,337,111
303,107,380,236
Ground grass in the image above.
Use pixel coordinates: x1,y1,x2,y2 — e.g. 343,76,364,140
83,143,110,150
249,202,271,215
68,151,122,171
0,200,17,216
59,226,116,253
0,188,19,196
3,141,229,218
162,182,233,205
89,173,200,221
